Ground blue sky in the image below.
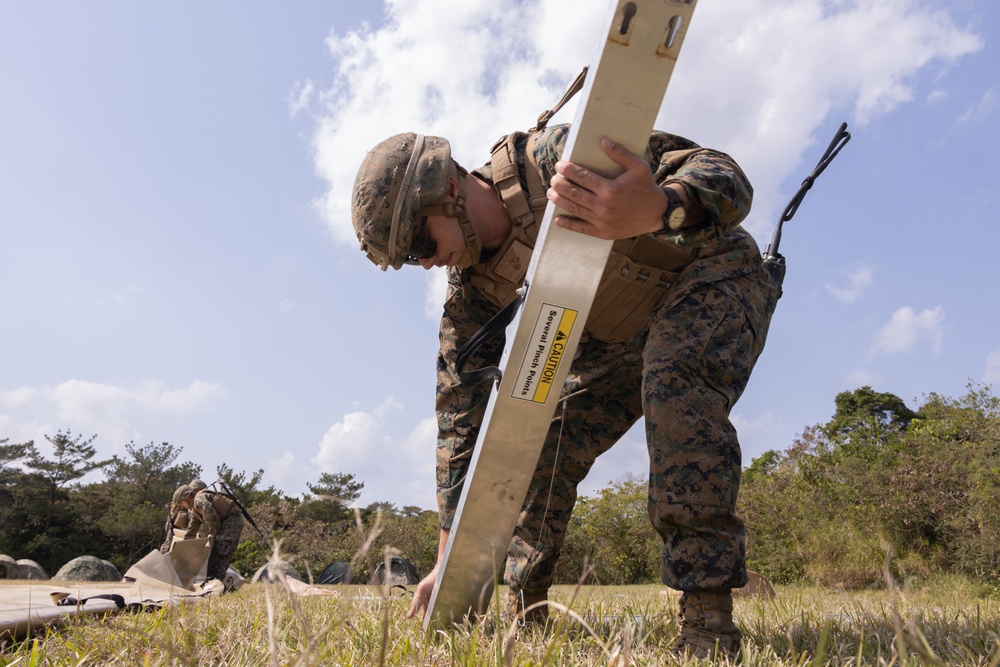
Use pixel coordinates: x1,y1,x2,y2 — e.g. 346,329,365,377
2,0,998,511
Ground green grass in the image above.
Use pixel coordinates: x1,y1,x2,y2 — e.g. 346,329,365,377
3,577,1000,666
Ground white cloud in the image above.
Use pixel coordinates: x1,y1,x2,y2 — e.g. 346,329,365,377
423,269,449,321
132,380,229,412
870,305,945,357
958,87,997,124
265,451,311,497
731,411,781,437
0,387,38,410
730,410,791,465
927,89,947,104
310,397,437,509
985,349,1000,384
847,368,886,387
288,79,315,118
312,0,981,248
396,416,438,509
824,262,874,303
0,379,229,453
313,398,399,469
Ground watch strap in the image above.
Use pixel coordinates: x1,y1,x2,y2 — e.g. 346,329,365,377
661,186,686,231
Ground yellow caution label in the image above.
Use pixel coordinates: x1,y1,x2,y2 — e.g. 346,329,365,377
510,303,578,404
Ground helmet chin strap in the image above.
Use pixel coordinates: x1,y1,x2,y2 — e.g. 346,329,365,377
452,166,481,268
417,163,482,268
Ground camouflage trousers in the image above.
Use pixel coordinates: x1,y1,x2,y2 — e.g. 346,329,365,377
504,278,767,594
207,512,244,581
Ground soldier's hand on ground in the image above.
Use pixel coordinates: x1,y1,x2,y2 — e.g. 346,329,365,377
548,136,668,240
405,566,438,619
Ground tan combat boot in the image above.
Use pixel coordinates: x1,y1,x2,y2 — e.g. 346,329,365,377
671,590,742,662
505,589,549,627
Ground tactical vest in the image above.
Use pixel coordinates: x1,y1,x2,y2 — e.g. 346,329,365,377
467,131,699,343
196,490,236,521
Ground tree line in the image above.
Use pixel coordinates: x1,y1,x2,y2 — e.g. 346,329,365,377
739,383,1000,589
2,383,998,589
0,434,438,581
554,383,1000,590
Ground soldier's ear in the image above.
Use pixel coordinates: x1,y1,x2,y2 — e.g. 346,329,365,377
447,162,461,199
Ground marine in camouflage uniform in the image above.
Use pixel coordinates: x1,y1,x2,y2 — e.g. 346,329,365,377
159,506,189,554
351,122,778,659
183,488,245,582
160,480,209,553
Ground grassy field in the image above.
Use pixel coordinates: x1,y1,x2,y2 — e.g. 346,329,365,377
3,576,1000,666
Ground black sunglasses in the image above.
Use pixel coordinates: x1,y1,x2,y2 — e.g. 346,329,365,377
404,216,437,265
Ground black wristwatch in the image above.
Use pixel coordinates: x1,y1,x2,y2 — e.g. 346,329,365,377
661,186,687,231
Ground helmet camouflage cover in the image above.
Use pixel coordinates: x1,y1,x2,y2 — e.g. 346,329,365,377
172,484,194,506
351,133,452,270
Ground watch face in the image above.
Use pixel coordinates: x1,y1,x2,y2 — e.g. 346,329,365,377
662,187,687,231
667,206,687,231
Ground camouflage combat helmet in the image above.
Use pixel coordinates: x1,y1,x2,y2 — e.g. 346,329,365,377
348,70,589,271
351,133,454,271
172,484,195,506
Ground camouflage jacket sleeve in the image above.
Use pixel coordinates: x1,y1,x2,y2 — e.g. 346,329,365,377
530,125,753,247
185,492,221,538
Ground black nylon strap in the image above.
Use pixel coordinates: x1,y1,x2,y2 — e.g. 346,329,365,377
764,122,850,260
56,593,126,609
456,291,526,386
